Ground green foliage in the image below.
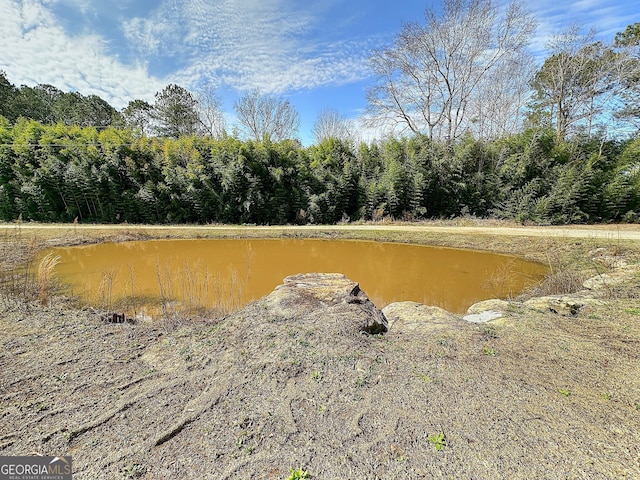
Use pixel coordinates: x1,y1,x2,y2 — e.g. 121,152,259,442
428,432,447,451
482,346,497,356
614,22,640,48
153,84,200,138
0,72,119,128
286,467,310,479
0,116,637,225
558,388,571,397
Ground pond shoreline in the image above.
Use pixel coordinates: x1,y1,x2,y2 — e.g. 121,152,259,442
45,237,547,317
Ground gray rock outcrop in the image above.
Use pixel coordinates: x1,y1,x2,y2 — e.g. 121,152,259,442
463,299,521,323
523,294,605,316
260,273,388,335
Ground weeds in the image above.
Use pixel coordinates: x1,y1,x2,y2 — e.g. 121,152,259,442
121,463,146,478
0,231,69,307
479,324,499,339
428,432,447,451
154,259,246,323
521,240,586,298
482,346,497,356
98,269,116,310
36,252,61,305
355,376,369,388
484,260,518,298
287,467,310,480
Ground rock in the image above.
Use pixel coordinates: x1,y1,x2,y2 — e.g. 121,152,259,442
523,295,604,316
583,272,629,291
463,311,503,323
382,301,459,334
466,299,520,315
462,299,523,323
261,273,388,335
589,248,628,269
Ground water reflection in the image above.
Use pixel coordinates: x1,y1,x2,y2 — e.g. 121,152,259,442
47,239,547,317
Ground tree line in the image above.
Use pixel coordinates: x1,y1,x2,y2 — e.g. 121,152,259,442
0,118,638,225
0,74,301,143
0,0,639,225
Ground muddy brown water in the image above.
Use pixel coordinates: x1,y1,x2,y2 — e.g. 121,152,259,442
46,238,547,317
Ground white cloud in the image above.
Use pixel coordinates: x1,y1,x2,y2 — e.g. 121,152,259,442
4,0,635,120
524,0,638,53
0,0,385,113
0,0,164,108
120,0,379,94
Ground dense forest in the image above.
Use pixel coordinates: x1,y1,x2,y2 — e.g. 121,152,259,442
0,118,638,225
0,2,639,225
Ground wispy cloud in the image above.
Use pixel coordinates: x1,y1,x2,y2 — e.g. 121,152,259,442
0,0,164,107
1,0,637,118
120,0,380,94
523,0,637,52
0,0,381,111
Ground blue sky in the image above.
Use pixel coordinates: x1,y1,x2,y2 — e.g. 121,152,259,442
1,0,639,144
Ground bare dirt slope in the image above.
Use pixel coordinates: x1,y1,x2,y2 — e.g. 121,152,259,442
1,239,640,479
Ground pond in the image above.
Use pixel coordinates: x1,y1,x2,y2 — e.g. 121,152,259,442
46,238,547,318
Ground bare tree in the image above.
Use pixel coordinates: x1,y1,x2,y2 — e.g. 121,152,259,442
195,83,227,138
312,108,354,144
613,23,640,131
530,27,633,139
366,0,537,141
234,89,300,141
467,53,537,139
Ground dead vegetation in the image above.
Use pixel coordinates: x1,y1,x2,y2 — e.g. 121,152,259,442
0,224,639,479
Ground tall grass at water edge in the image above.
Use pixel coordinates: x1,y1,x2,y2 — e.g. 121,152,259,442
153,260,248,323
0,228,54,306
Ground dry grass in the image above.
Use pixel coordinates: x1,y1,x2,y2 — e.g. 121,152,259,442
0,228,44,304
36,252,61,305
153,260,246,326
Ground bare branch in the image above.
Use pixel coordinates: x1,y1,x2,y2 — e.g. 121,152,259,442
365,0,537,141
234,89,300,141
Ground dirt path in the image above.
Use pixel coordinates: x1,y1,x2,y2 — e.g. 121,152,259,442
3,222,640,240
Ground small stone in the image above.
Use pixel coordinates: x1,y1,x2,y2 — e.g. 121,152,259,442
463,310,503,323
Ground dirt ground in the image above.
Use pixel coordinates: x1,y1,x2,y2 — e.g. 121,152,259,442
1,223,639,479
